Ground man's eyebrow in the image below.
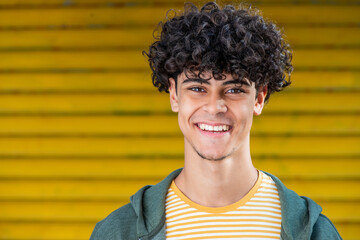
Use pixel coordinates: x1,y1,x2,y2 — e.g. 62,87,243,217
222,79,251,87
182,78,210,85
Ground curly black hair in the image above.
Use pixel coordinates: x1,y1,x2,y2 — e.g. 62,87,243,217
144,2,293,102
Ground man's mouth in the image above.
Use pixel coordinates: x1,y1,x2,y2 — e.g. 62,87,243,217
195,123,232,133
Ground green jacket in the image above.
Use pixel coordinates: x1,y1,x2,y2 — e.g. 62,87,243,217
90,169,342,240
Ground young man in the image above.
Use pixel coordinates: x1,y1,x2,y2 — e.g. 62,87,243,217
90,2,341,239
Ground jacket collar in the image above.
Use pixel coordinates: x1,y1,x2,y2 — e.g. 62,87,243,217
130,168,323,239
263,171,322,239
130,168,182,239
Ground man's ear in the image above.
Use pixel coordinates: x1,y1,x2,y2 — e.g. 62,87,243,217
169,77,179,112
254,85,267,116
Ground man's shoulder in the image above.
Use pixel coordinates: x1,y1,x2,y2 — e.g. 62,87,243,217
262,170,342,239
89,169,183,240
90,203,138,240
311,213,343,239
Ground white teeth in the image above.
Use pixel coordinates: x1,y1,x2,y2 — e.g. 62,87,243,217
198,124,230,132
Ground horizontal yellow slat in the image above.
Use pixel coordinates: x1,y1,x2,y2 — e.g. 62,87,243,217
0,201,128,222
1,0,359,6
0,179,358,201
0,136,358,157
0,6,358,27
264,92,360,113
290,71,360,89
0,115,358,135
0,51,148,70
0,29,155,49
0,92,358,114
337,223,360,240
0,179,156,200
0,72,155,91
0,200,357,223
1,27,359,49
0,93,172,114
285,27,360,47
0,71,359,92
255,158,360,179
283,180,360,201
0,116,180,135
252,115,360,135
0,221,355,240
292,49,360,68
0,158,184,179
0,158,359,179
320,201,360,222
0,222,94,240
0,49,359,70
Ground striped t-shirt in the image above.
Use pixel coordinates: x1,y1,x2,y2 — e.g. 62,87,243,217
165,170,282,239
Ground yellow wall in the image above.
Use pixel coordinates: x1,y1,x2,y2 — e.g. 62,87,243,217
0,0,359,239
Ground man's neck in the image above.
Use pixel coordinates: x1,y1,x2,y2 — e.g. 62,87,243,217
174,144,258,208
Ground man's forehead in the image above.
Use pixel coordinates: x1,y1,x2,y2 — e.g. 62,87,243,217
179,71,252,86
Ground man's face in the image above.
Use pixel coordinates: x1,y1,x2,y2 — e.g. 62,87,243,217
169,71,267,161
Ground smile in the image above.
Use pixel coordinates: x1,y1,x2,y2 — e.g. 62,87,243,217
195,123,231,133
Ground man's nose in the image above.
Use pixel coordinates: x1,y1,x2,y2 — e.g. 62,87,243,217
203,94,227,114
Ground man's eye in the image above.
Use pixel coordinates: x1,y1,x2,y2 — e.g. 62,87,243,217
190,87,205,92
227,88,244,94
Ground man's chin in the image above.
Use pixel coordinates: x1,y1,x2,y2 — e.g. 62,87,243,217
195,149,229,161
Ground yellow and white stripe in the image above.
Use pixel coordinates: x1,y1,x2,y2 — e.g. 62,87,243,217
165,171,282,239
